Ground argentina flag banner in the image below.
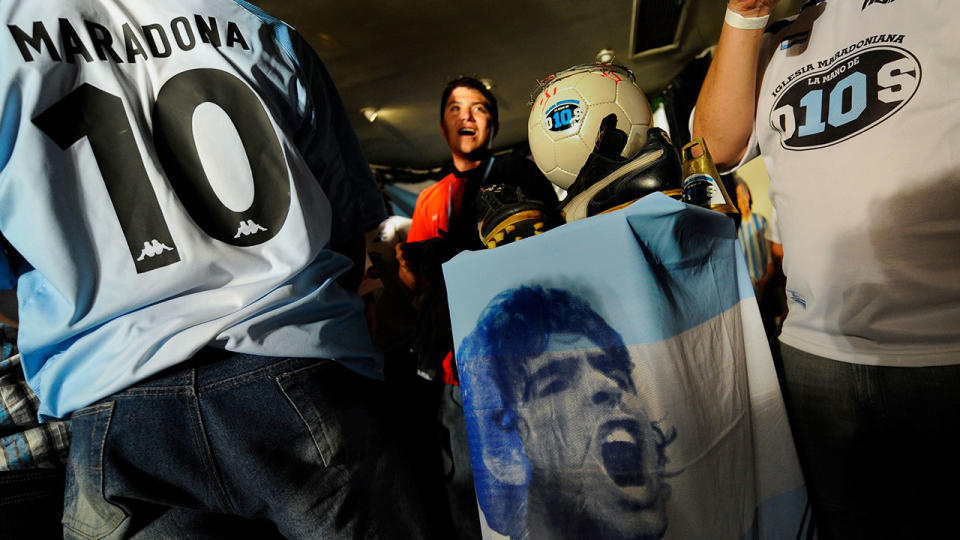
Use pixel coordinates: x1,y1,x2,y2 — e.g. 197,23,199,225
444,193,811,540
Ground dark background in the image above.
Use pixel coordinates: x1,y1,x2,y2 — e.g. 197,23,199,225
249,0,805,170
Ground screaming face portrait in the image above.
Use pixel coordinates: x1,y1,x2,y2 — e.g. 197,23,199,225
458,285,678,540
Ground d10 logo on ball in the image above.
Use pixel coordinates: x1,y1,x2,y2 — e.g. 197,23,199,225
545,99,584,132
528,64,652,190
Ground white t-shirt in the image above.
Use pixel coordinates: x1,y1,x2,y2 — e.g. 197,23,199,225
764,207,780,245
0,0,387,417
737,0,960,366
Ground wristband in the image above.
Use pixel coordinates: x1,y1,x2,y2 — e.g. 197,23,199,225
724,7,770,30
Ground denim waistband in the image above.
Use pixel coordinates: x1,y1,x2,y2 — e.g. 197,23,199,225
123,348,328,391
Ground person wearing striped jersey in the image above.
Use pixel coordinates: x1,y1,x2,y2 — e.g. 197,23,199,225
734,180,773,299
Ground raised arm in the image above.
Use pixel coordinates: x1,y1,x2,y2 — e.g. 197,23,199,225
693,1,779,169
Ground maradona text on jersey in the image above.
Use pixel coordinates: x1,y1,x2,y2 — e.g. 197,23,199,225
8,15,250,64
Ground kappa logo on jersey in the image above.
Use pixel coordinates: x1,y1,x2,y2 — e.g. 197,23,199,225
7,15,250,64
136,240,175,261
234,220,267,238
862,0,895,10
769,42,920,150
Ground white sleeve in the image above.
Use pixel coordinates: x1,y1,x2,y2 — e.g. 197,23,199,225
764,206,780,244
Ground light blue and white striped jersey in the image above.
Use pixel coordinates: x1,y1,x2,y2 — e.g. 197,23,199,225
0,0,386,418
737,212,770,287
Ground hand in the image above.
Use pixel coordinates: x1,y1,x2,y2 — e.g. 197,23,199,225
394,242,408,268
727,0,779,17
395,243,420,291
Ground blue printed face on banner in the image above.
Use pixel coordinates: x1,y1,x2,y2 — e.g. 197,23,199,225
445,194,809,540
457,285,676,540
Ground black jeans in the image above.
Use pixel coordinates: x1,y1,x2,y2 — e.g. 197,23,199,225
0,468,65,540
780,344,960,540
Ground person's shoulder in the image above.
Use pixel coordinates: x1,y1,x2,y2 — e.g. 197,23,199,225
766,0,816,30
229,0,320,76
413,173,456,208
229,0,292,40
230,0,292,32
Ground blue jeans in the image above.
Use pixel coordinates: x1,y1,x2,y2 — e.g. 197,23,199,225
779,344,960,540
62,349,428,539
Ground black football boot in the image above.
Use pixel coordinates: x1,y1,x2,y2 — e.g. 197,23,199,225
560,114,683,223
475,183,549,249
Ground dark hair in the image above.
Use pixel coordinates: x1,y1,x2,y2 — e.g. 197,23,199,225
460,286,633,407
457,285,678,538
440,76,499,137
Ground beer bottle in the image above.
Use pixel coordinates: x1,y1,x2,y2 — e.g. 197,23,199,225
680,138,739,217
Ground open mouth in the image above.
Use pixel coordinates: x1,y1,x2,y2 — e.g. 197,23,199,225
599,419,646,487
458,127,476,136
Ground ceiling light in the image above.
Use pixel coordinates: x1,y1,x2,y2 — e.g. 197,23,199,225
595,48,616,63
479,78,495,90
360,107,379,122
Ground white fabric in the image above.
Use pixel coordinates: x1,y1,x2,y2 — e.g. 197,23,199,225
747,0,960,366
724,8,770,30
764,207,780,245
0,0,384,418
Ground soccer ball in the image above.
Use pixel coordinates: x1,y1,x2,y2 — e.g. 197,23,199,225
528,64,652,190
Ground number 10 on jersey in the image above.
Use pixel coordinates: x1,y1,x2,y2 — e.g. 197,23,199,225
33,68,291,273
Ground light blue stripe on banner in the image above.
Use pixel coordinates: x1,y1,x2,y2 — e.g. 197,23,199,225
444,193,755,349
